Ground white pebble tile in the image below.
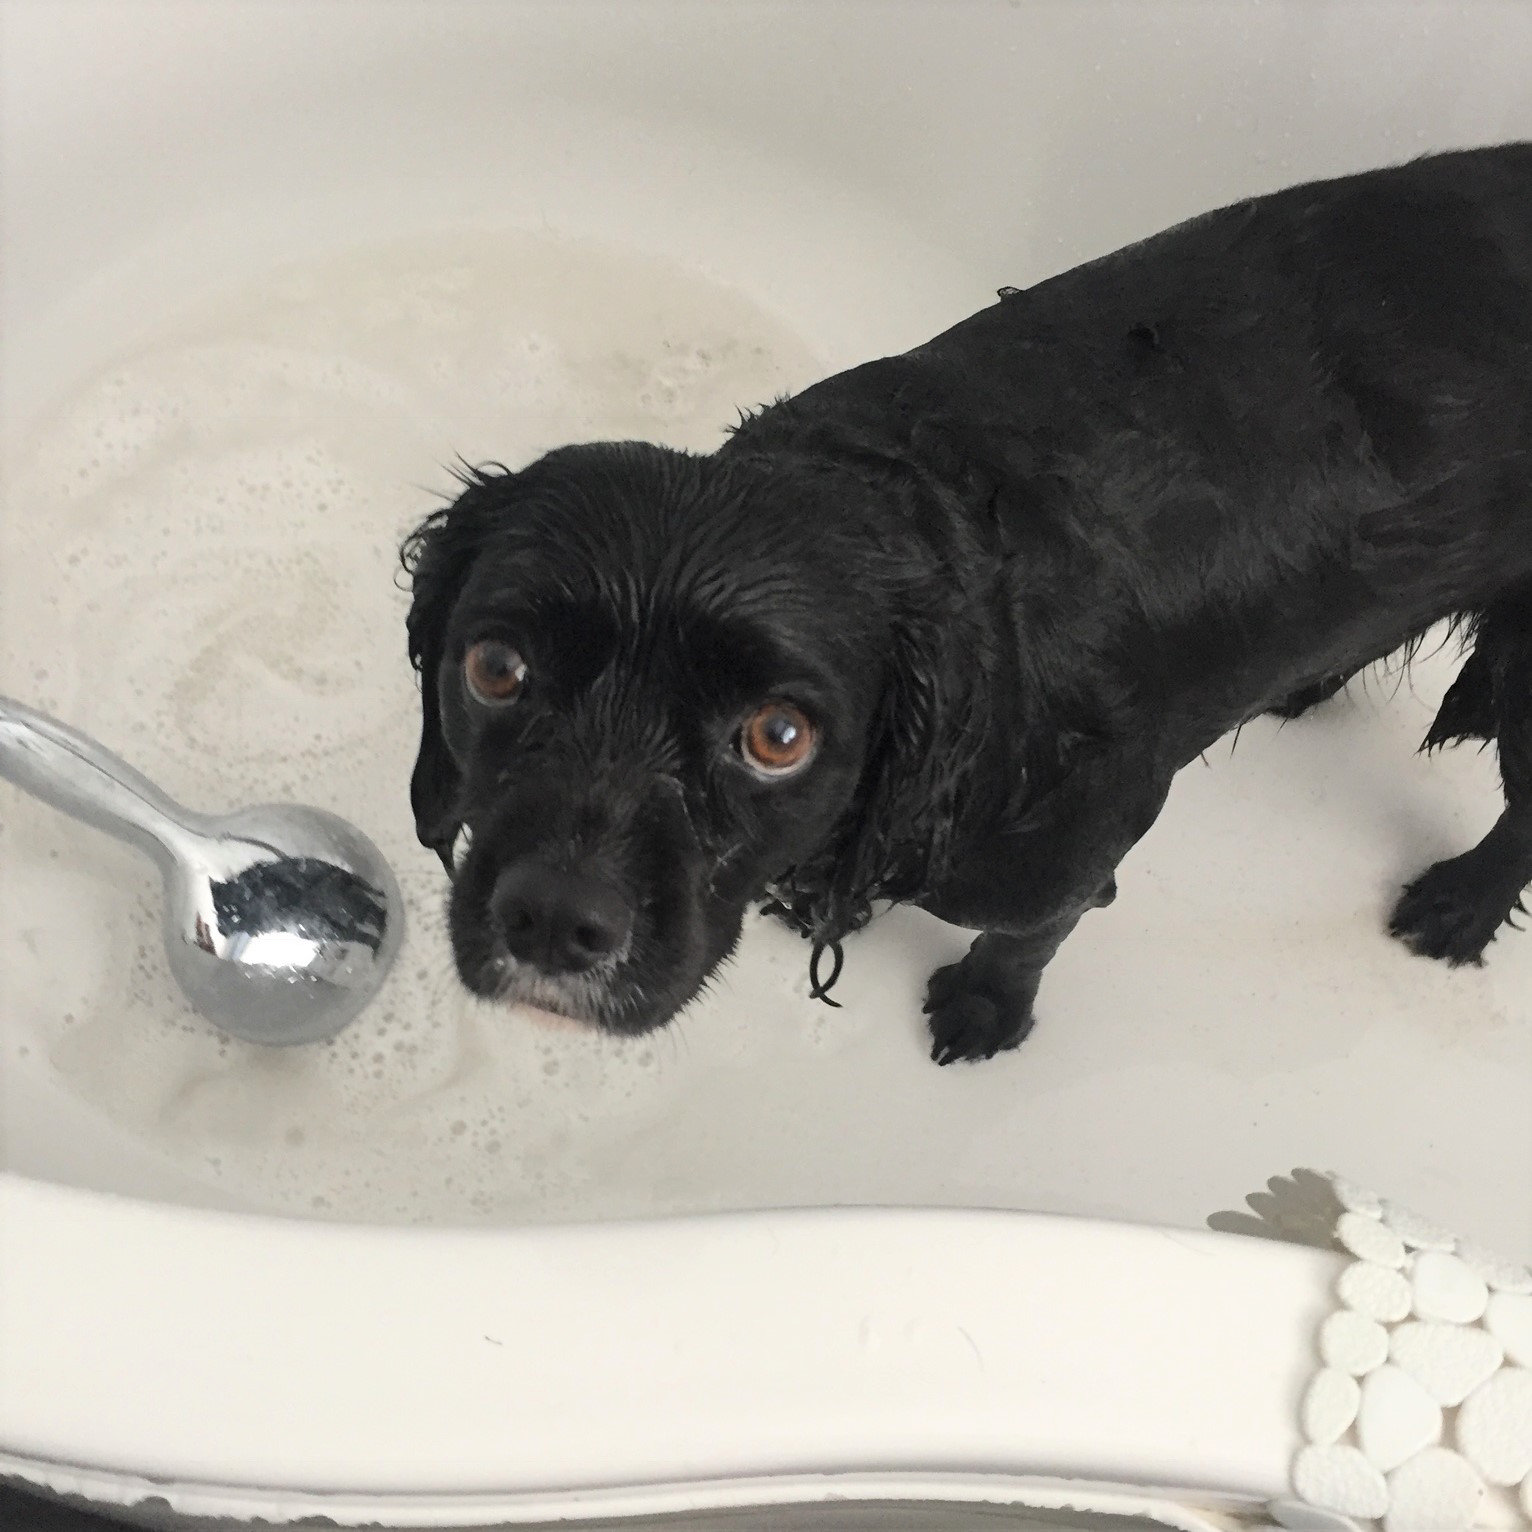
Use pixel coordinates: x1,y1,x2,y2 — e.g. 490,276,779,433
1412,1250,1489,1324
1390,1321,1503,1406
1338,1260,1412,1323
1293,1443,1389,1519
1337,1211,1406,1268
1382,1446,1484,1532
1456,1366,1532,1487
1379,1200,1458,1253
1321,1310,1390,1376
1485,1291,1532,1368
1303,1367,1362,1445
1356,1364,1442,1472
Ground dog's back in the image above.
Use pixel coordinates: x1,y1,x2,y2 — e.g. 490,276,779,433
946,142,1532,588
739,145,1532,743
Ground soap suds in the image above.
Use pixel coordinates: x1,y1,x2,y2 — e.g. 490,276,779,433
0,232,861,1222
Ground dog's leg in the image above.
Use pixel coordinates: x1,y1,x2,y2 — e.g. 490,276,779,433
923,879,1116,1065
917,743,1173,1065
1267,671,1354,720
1391,595,1532,963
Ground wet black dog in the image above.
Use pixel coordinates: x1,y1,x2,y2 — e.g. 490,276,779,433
403,144,1532,1063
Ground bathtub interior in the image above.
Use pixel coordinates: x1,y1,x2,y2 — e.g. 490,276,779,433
1,0,1530,1264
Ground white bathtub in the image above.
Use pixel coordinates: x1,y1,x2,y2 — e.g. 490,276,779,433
1,2,1529,1528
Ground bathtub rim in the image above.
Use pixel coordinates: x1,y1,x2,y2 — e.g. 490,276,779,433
0,1173,1335,1523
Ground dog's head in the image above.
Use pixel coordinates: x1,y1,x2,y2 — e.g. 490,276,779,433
402,440,984,1034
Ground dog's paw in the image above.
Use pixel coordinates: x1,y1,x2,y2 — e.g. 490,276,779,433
922,958,1038,1065
1389,856,1524,966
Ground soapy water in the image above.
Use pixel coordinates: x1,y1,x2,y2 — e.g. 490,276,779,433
5,233,1531,1251
0,232,886,1222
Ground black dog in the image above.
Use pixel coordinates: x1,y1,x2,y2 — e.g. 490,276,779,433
403,144,1532,1064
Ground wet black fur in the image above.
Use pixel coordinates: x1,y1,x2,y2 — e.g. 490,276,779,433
404,144,1532,1061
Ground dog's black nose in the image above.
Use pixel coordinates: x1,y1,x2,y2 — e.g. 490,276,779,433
491,863,633,975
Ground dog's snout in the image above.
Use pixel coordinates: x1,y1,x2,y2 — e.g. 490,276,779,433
491,863,633,975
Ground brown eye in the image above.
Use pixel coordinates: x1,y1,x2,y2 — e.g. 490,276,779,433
464,640,527,705
740,701,816,776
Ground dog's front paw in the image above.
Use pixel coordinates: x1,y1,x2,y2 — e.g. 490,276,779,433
922,958,1038,1065
1389,854,1524,965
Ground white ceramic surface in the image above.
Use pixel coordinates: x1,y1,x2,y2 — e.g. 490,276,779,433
0,1179,1337,1529
1,1,1530,1526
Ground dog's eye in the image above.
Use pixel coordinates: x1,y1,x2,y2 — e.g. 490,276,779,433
739,702,816,777
464,640,528,705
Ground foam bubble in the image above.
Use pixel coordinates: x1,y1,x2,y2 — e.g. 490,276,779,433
0,231,830,1224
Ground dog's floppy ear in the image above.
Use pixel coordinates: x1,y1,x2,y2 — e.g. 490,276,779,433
733,426,997,955
399,465,516,869
770,574,990,951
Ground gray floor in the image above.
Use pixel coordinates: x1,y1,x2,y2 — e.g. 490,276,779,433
2,1483,133,1531
0,1480,1186,1531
